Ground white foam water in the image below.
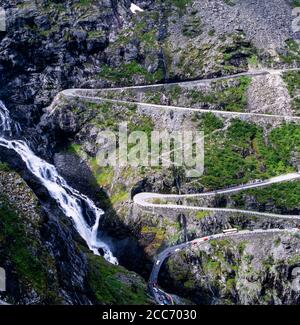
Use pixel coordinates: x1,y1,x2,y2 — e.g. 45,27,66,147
0,100,117,264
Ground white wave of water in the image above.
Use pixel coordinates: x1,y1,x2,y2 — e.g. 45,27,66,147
0,100,117,264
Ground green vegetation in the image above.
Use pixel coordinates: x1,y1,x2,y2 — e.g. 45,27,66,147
128,116,155,141
283,70,300,113
287,254,300,265
204,240,239,292
0,196,60,303
140,30,157,47
144,91,161,104
222,34,256,69
66,143,84,155
280,39,300,64
87,30,104,39
247,55,259,67
196,112,224,133
283,70,300,96
231,181,300,211
87,101,136,131
170,0,193,11
176,44,208,78
64,101,155,209
208,29,216,37
195,210,210,220
188,76,251,112
197,120,300,189
101,76,250,113
98,62,164,85
274,237,281,247
224,0,236,6
292,0,300,7
99,62,146,82
111,184,129,205
77,0,94,7
141,225,166,251
262,255,275,271
91,165,114,188
238,241,246,255
206,259,221,274
0,162,10,172
182,16,202,38
87,254,151,304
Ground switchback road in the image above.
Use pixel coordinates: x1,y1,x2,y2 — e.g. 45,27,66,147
46,68,300,305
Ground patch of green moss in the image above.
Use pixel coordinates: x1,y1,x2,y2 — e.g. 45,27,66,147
128,116,154,141
247,55,259,67
98,62,164,85
206,259,221,275
287,255,300,265
274,237,281,247
111,187,129,205
91,164,114,188
87,30,105,39
196,112,224,133
0,162,10,172
0,196,60,303
262,255,275,271
292,0,300,7
226,278,236,291
170,0,193,10
66,143,84,155
195,210,209,220
208,29,216,36
224,0,236,6
141,226,166,251
87,254,151,305
221,32,256,69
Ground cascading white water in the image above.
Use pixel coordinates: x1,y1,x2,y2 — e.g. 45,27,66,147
0,100,117,265
1,101,16,135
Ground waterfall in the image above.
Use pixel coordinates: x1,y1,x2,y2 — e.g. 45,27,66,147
0,100,117,265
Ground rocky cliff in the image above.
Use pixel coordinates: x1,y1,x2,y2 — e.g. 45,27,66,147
1,0,300,305
0,164,153,305
1,0,297,128
160,232,300,305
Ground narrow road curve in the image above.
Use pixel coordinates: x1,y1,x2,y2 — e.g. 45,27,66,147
138,173,300,305
133,173,300,220
45,67,300,305
149,228,300,305
51,68,300,121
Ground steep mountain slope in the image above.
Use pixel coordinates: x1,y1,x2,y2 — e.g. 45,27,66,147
0,0,298,127
0,165,152,304
160,232,300,305
1,0,300,305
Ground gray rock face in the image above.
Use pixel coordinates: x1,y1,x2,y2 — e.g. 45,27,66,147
1,0,300,306
0,168,91,305
0,167,151,305
0,0,129,125
197,0,293,50
0,0,295,129
160,232,300,305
